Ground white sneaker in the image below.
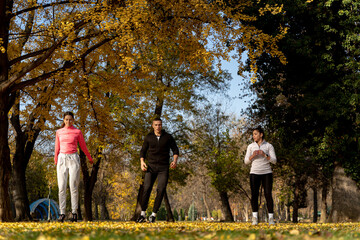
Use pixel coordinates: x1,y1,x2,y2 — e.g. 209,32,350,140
269,217,275,225
252,217,258,225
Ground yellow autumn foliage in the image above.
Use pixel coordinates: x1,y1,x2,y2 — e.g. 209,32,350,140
107,171,138,220
0,222,359,239
5,0,288,144
0,0,288,222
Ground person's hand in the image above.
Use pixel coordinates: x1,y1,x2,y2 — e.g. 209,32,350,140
258,150,266,156
141,161,147,171
251,151,258,160
170,161,177,169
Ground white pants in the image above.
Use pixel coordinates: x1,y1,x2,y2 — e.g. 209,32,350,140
57,153,80,214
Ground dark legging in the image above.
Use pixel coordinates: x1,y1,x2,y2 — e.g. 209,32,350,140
141,165,169,213
250,173,274,213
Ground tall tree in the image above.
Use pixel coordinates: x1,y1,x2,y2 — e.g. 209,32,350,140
189,105,244,222
0,0,286,221
0,0,120,221
10,84,56,221
242,0,359,222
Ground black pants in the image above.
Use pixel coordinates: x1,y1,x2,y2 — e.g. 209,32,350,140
141,164,169,213
250,173,274,213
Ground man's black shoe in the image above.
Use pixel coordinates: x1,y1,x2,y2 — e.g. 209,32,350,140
149,215,156,223
70,213,77,222
136,215,146,223
58,214,66,222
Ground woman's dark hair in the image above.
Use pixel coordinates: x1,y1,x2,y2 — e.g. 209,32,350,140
60,111,74,128
253,126,265,139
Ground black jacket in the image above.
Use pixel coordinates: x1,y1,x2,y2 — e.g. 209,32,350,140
140,130,179,165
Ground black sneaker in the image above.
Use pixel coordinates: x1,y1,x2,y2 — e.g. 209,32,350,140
136,215,146,223
149,215,156,223
58,214,66,222
70,213,77,222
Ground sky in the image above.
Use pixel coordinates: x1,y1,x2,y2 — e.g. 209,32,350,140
210,55,254,117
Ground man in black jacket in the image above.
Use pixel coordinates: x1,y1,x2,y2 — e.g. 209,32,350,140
136,118,179,223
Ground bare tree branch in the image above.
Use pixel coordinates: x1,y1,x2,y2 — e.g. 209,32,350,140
9,35,116,92
11,1,96,18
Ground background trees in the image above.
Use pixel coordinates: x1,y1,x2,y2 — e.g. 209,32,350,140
185,105,247,222
2,0,357,224
242,0,359,222
1,0,286,222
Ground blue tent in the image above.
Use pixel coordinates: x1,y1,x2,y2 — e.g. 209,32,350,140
30,198,59,220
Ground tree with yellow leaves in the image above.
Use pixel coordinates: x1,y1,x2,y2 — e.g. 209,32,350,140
0,0,286,221
9,81,59,221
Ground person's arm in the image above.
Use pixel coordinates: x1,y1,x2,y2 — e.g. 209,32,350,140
78,131,93,164
244,145,256,164
169,135,179,169
140,136,149,171
140,157,147,171
169,135,179,155
170,154,179,169
54,131,60,164
267,144,277,164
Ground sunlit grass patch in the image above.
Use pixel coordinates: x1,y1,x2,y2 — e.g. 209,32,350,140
0,221,359,239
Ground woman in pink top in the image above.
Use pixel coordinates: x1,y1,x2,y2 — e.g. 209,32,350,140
54,112,93,222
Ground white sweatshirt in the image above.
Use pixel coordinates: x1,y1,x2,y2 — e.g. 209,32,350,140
244,140,277,175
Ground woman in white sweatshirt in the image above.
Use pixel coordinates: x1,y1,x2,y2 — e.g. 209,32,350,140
244,126,277,225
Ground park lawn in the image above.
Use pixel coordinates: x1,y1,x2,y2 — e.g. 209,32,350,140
0,221,359,240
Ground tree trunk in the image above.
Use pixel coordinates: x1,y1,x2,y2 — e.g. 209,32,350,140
0,0,15,221
202,192,211,220
328,166,360,222
276,198,284,221
292,174,307,223
83,187,92,221
154,72,164,118
243,202,249,222
279,201,286,221
10,110,30,221
292,186,299,223
0,114,12,222
10,98,42,221
10,123,30,221
320,180,328,223
312,186,318,223
100,195,110,220
286,204,291,222
77,189,83,221
8,1,39,221
11,162,31,221
80,150,101,221
164,191,174,222
0,94,14,222
11,125,42,221
94,202,99,220
130,182,144,221
218,191,233,222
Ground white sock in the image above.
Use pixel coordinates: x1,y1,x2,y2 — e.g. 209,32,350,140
269,213,274,219
252,212,258,218
151,212,156,217
141,211,146,217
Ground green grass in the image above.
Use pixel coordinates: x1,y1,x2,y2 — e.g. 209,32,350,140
0,221,359,239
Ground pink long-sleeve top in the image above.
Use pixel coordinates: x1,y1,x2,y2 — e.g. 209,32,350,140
54,126,93,164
